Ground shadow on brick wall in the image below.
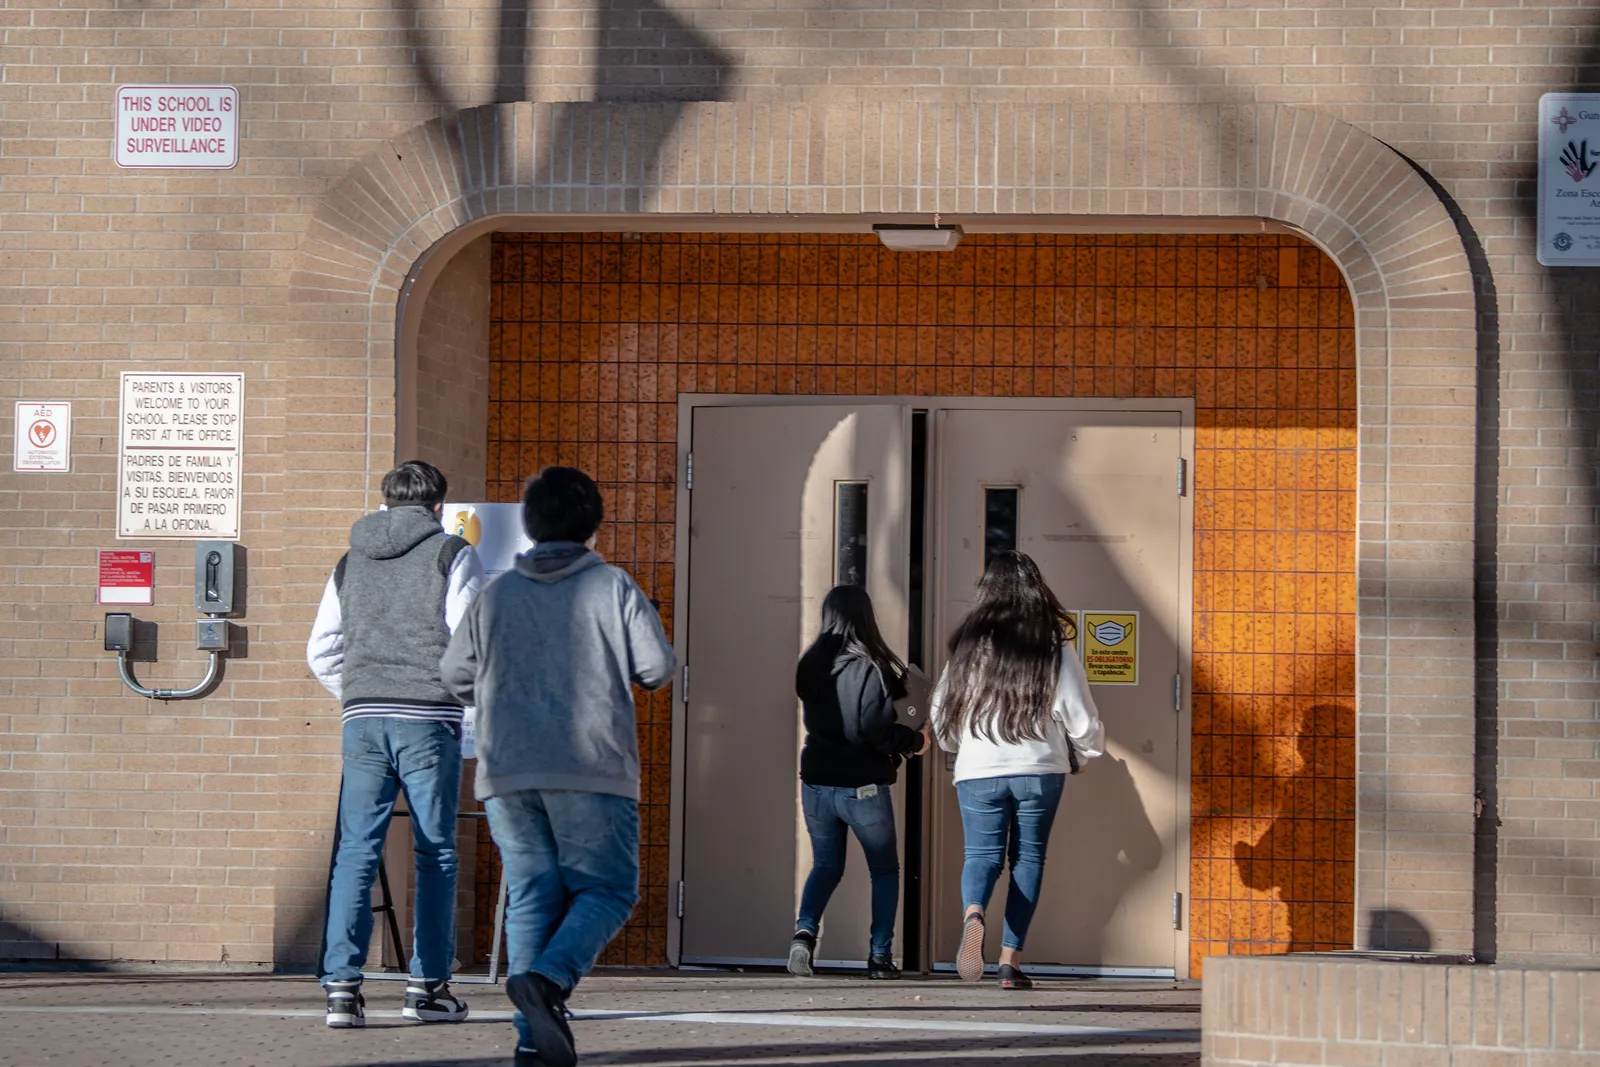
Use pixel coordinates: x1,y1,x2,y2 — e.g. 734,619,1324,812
1,920,102,970
1503,31,1600,965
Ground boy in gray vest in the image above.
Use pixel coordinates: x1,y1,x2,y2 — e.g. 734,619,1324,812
441,467,674,1067
307,460,485,1028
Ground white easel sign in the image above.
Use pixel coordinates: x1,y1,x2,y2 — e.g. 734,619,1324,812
14,402,71,472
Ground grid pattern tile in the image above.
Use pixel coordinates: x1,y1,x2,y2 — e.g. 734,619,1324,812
486,231,1356,972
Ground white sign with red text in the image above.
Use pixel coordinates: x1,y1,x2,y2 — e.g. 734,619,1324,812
115,86,238,170
13,402,71,472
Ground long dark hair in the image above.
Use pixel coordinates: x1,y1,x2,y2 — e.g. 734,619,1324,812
798,585,908,699
936,551,1077,746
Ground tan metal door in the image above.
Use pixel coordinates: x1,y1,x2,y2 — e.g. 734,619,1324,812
929,407,1187,975
680,404,912,966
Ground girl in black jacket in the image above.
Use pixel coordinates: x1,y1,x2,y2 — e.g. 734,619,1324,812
788,585,930,980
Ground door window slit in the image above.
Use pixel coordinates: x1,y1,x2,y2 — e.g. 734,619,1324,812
983,486,1021,570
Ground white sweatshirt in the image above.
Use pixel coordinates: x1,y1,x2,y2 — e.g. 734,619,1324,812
930,648,1106,783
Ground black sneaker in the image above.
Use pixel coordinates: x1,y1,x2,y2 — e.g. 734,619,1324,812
866,955,900,980
506,971,576,1067
402,978,468,1022
787,931,817,977
514,1047,544,1066
324,979,364,1028
997,963,1033,990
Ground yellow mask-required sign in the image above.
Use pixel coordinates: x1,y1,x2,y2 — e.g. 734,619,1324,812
1082,611,1139,685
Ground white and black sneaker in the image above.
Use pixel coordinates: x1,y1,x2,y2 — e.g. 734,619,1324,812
402,979,469,1022
325,979,365,1028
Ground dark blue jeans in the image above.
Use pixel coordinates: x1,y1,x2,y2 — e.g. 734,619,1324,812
795,783,900,959
955,773,1066,951
484,789,639,1049
322,717,461,984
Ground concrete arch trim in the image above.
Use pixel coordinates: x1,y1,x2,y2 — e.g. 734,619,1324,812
288,100,1480,954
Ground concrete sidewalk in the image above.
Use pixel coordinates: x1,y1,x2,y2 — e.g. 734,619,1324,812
0,970,1200,1066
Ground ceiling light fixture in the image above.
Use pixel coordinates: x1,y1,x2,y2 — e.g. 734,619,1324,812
873,224,964,252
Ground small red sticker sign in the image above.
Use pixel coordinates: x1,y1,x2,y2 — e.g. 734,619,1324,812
99,550,154,605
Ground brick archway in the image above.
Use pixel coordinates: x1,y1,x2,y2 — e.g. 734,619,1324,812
285,101,1478,956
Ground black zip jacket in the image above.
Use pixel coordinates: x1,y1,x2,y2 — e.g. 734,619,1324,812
797,634,922,788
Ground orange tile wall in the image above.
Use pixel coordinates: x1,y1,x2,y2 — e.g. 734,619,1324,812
486,232,1357,974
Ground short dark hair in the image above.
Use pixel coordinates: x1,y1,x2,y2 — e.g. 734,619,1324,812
523,467,603,544
382,460,449,509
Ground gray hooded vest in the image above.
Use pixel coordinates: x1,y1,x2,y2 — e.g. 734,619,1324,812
336,505,464,710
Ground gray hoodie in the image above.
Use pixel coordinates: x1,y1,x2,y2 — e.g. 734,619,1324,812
440,542,676,801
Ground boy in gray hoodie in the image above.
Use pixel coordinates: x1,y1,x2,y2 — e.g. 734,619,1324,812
441,467,674,1067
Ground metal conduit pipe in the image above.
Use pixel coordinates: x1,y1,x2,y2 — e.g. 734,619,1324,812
116,649,223,700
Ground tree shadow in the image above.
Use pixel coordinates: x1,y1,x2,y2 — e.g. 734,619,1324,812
1231,700,1355,953
1054,755,1164,967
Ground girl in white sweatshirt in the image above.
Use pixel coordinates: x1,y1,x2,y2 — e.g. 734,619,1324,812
929,550,1104,989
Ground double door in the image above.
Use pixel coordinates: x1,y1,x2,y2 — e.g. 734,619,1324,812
673,399,1191,976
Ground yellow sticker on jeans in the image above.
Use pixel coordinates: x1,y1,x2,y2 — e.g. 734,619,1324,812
1082,611,1139,685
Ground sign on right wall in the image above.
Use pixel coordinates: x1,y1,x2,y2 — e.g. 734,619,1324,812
1538,93,1600,266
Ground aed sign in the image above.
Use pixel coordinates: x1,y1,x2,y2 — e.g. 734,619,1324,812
13,401,70,472
99,550,155,606
115,86,238,170
1538,93,1600,266
117,372,244,540
1082,610,1139,685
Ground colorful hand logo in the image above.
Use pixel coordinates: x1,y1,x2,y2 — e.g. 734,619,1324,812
1560,140,1598,183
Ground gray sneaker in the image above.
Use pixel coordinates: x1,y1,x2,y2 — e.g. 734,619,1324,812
787,931,817,977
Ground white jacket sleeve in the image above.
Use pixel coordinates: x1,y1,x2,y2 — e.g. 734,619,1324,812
1053,647,1105,759
444,545,485,633
929,668,958,753
306,573,345,700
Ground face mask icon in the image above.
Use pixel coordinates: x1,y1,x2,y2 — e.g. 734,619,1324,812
1093,620,1129,646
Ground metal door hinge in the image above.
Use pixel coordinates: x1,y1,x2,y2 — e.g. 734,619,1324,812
685,452,693,490
1172,891,1182,930
681,664,689,703
1177,457,1187,497
1173,673,1182,712
677,880,685,919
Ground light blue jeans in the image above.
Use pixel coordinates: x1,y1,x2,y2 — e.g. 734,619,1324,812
955,773,1066,951
796,783,900,959
485,789,640,1047
322,717,461,984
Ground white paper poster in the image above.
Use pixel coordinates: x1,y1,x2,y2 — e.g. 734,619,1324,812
441,502,530,762
440,502,531,578
117,372,244,540
1538,94,1600,266
14,401,70,472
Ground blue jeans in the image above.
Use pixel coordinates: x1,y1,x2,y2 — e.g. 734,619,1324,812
322,717,461,984
795,783,900,959
485,789,639,1046
955,773,1065,951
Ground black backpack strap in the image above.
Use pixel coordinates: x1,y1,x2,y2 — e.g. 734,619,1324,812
332,552,349,593
436,534,469,578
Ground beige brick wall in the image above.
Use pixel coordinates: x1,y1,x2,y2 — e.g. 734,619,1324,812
1,0,1594,967
1202,955,1600,1065
414,235,491,501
